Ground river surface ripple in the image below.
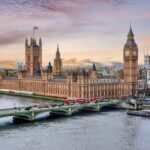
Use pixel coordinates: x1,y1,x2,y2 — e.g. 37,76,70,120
0,95,150,150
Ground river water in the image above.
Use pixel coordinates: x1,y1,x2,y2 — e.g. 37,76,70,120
0,95,150,150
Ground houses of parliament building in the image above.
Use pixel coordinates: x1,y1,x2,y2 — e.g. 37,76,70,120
0,26,139,99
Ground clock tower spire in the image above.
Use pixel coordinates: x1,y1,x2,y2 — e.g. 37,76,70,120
123,25,138,96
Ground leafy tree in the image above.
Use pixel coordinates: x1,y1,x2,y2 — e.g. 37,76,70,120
116,69,124,79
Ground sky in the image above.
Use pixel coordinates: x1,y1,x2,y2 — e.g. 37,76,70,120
0,0,150,68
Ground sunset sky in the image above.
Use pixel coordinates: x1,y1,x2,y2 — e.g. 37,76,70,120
0,0,150,67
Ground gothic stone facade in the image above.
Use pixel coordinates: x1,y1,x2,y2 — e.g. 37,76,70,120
0,26,138,99
0,75,124,99
25,38,42,76
123,26,138,96
53,44,62,76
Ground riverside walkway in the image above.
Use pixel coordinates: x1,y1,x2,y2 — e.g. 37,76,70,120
0,100,121,121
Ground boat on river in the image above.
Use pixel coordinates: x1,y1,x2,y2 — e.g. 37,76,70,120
127,109,150,117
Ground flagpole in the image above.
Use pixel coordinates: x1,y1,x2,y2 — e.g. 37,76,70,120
33,29,34,39
33,26,39,39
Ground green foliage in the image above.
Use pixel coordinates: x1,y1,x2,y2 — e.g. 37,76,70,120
116,69,124,79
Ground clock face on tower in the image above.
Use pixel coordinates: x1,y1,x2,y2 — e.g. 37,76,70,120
125,51,129,57
132,50,137,56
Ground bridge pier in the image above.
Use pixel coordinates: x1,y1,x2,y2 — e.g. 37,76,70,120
13,111,36,122
50,107,73,116
13,115,35,122
83,103,100,112
99,100,122,110
31,112,35,121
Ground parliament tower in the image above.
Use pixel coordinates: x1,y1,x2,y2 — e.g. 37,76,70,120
123,26,138,96
25,38,42,76
53,44,62,76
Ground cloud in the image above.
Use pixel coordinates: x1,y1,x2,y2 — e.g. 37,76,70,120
0,58,122,69
135,10,150,20
139,36,150,46
0,0,128,46
80,59,102,65
0,0,128,22
110,61,123,65
0,0,128,23
63,58,103,66
0,60,15,69
62,57,124,68
0,30,28,45
63,58,82,66
0,0,127,11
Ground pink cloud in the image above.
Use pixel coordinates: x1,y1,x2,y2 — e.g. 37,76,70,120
139,36,150,46
0,0,127,18
136,11,150,20
0,30,28,45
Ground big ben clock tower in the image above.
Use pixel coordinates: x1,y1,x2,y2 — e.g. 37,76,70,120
123,25,138,96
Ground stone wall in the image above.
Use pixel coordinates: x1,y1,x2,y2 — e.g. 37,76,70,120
0,77,125,100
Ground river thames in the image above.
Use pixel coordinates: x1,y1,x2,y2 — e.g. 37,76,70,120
0,95,150,150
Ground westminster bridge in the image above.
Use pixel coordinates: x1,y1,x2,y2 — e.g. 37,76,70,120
0,100,128,121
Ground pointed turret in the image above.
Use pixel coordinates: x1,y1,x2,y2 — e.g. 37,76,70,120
25,38,28,47
125,25,136,46
92,63,96,71
47,62,52,73
39,38,42,45
53,44,62,76
91,63,97,79
30,37,32,45
128,25,134,37
56,44,60,58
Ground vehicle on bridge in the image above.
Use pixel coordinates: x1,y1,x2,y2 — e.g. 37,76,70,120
76,99,86,104
64,99,76,105
64,99,87,105
90,97,100,103
101,98,110,102
25,106,32,111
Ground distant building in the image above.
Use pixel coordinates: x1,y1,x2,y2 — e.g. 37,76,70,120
101,69,109,76
147,69,150,88
144,54,150,65
137,80,147,91
138,65,150,91
16,61,24,71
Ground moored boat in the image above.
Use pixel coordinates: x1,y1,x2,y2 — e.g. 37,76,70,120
127,109,150,117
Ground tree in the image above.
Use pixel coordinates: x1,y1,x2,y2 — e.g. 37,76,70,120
116,69,124,79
